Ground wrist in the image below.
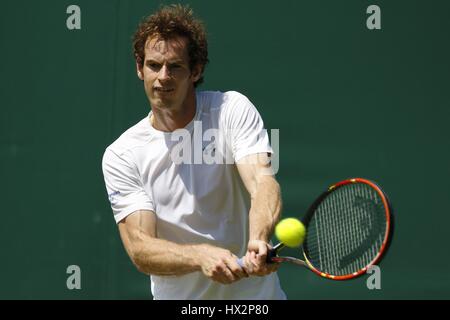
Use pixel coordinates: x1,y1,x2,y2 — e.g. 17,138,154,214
189,243,207,271
249,233,270,243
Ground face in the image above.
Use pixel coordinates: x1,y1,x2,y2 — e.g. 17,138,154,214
137,35,201,111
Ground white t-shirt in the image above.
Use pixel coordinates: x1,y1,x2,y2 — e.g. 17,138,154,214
102,90,286,300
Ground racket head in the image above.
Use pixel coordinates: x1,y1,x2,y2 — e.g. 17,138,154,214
301,178,394,280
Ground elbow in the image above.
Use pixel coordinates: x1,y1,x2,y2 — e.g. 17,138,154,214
134,262,149,276
130,248,151,275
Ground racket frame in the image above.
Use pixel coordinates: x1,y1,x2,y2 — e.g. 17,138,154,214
270,178,394,280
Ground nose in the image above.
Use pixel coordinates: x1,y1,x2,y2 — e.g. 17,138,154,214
158,64,171,81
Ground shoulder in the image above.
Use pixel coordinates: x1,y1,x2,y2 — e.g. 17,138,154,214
102,116,152,167
222,90,252,103
197,90,252,108
197,91,256,121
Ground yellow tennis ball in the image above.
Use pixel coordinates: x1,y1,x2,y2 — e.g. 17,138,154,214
275,218,306,248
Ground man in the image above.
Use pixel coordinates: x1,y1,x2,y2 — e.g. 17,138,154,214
102,4,286,299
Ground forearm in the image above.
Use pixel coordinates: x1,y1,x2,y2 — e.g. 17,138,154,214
248,176,282,242
131,237,204,276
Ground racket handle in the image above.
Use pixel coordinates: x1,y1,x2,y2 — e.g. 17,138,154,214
267,242,284,263
266,248,278,263
237,255,274,267
237,243,284,267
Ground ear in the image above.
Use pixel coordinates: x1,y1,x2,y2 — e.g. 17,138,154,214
191,64,203,83
136,62,144,80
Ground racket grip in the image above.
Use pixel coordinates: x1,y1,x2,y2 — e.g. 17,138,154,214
237,244,282,266
266,243,284,263
237,249,278,267
266,248,278,263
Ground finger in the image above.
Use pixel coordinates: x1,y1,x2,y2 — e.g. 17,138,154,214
213,272,232,284
222,264,237,283
263,260,281,275
227,258,248,279
256,242,268,264
243,255,254,273
212,262,236,284
249,251,260,272
243,252,260,275
250,251,258,265
256,262,279,275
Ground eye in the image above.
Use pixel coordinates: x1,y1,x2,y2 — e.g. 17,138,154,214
147,62,161,71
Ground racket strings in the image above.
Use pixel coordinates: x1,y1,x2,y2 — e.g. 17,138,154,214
305,183,387,276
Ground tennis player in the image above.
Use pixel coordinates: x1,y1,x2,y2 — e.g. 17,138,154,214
102,4,286,300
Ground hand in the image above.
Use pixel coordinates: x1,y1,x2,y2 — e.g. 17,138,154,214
195,244,248,284
243,240,280,276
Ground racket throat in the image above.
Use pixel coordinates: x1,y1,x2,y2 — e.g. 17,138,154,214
275,256,307,267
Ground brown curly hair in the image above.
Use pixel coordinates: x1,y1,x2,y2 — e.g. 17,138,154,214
133,4,209,87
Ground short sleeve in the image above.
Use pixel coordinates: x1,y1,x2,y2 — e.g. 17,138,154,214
222,92,273,162
102,148,155,223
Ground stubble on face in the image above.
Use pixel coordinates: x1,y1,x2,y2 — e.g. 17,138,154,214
141,36,194,111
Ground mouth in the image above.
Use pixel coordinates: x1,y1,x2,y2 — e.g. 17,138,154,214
154,87,174,93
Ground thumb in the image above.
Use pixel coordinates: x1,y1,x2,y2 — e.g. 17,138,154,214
256,242,268,264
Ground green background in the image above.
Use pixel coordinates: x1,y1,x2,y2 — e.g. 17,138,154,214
1,0,449,299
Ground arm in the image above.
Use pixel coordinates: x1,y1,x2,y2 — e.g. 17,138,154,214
118,210,248,283
236,153,282,275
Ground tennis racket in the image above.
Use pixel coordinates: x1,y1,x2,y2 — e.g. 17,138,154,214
238,178,394,280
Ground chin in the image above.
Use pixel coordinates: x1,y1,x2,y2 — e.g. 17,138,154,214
151,98,174,109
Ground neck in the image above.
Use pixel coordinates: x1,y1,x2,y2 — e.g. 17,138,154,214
151,91,197,132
